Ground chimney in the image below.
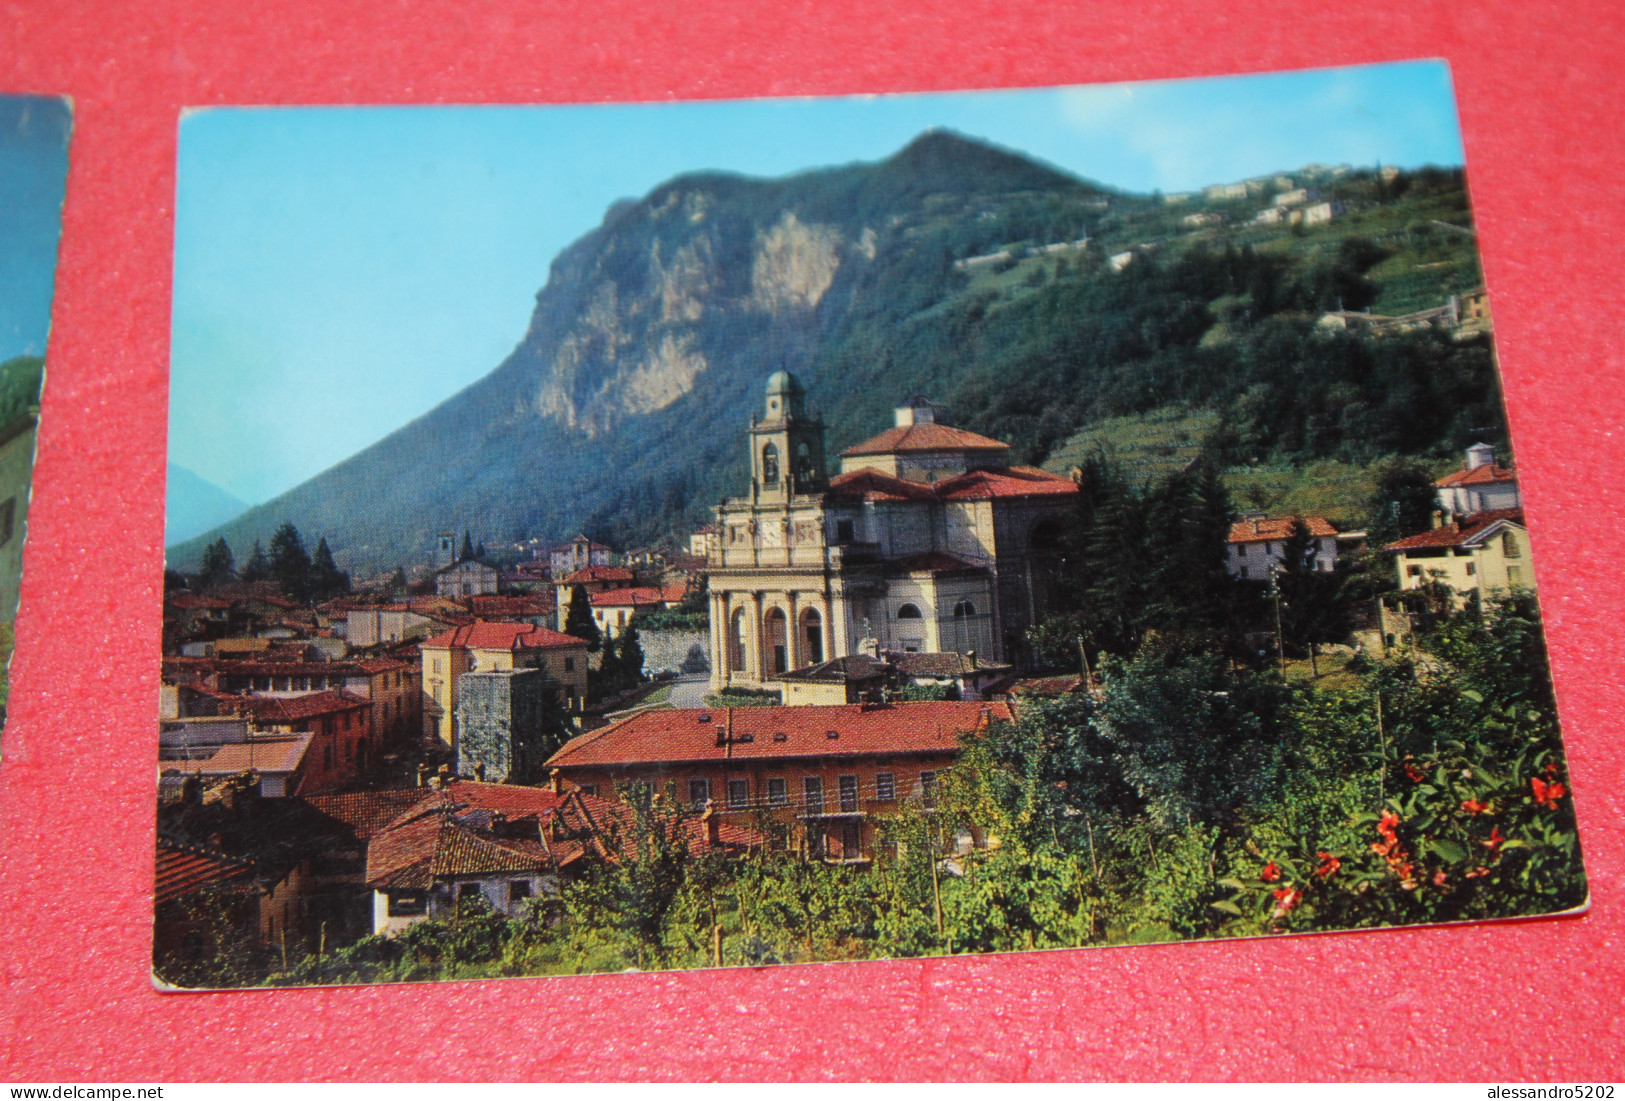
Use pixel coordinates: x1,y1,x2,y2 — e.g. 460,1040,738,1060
473,761,486,782
548,767,562,794
1431,511,1444,529
417,762,430,788
701,798,720,848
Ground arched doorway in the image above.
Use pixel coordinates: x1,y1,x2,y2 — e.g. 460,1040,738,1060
800,607,824,665
764,607,789,674
951,598,978,654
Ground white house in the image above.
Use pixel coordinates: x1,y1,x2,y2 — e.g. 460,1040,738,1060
1434,443,1520,519
1226,516,1344,581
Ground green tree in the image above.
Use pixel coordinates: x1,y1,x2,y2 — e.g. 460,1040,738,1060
308,537,350,601
240,539,271,583
198,538,235,590
388,566,408,593
460,530,476,561
268,522,313,601
564,583,602,653
1368,459,1439,545
616,623,646,685
1274,520,1351,677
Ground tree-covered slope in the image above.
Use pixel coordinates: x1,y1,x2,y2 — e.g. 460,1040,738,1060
169,133,1500,574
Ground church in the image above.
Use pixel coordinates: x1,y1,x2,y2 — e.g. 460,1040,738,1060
705,371,1078,692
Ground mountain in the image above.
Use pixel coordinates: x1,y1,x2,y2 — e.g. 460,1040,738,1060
165,463,250,546
168,134,1499,574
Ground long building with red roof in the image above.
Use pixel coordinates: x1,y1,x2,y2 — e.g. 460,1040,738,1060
705,374,1078,691
547,699,1009,865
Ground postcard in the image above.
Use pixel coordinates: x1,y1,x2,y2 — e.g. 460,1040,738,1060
156,60,1583,989
0,94,70,739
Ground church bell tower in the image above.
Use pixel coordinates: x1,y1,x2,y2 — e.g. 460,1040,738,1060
748,370,826,504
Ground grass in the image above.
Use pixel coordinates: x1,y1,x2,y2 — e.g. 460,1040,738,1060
1280,650,1363,692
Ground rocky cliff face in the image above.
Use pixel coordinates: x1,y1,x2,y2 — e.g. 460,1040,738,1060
171,131,1104,572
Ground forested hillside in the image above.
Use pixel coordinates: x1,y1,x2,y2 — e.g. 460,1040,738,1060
169,132,1498,573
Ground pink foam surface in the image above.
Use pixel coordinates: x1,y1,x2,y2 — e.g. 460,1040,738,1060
1,0,1622,1080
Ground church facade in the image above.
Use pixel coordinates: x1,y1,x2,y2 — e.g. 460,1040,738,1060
705,371,1078,692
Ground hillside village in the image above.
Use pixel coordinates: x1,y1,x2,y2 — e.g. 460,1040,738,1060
155,156,1580,986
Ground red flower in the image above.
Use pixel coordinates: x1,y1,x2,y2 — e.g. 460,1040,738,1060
1545,761,1560,776
1260,862,1282,883
1315,852,1341,878
1433,870,1448,887
1531,777,1567,809
1271,887,1302,918
1403,761,1426,783
1465,866,1490,879
1461,799,1491,815
1483,825,1505,854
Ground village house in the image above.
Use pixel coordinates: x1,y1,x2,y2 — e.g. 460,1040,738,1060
553,565,636,630
773,650,1012,705
435,556,500,599
549,534,614,578
1225,516,1348,580
1434,443,1520,519
589,584,687,638
341,603,444,647
706,374,1077,692
420,620,591,749
360,780,757,937
545,699,1010,865
201,655,421,747
1384,508,1531,602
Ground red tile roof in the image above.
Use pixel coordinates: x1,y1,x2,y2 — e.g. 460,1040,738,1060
890,552,985,575
841,422,1011,457
548,700,1010,770
826,466,1077,504
366,814,557,890
589,586,677,608
1228,516,1339,544
158,734,314,777
561,566,634,585
227,692,370,724
421,620,588,651
167,592,233,611
1435,463,1516,488
303,788,434,841
155,840,255,905
825,469,940,502
1383,509,1524,551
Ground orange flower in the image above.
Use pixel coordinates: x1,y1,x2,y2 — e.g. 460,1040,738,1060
1271,887,1302,918
1433,869,1448,887
1461,799,1491,815
1260,862,1282,883
1465,866,1490,879
1531,777,1567,809
1483,825,1505,854
1403,760,1426,783
1315,852,1341,878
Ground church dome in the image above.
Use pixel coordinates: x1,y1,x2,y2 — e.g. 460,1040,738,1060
765,369,805,397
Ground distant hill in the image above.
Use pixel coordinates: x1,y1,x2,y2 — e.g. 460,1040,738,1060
165,463,249,546
169,134,1502,574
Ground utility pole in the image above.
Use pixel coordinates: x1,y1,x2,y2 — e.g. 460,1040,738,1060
1270,565,1287,679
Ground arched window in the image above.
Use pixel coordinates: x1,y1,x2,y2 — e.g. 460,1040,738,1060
795,441,813,481
761,443,780,485
897,604,922,619
953,600,976,619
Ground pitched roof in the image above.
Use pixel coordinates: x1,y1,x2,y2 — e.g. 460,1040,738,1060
167,592,233,611
1227,516,1340,544
227,693,370,723
825,466,1077,504
303,788,434,841
892,651,1011,677
589,586,676,608
560,566,634,585
548,700,1010,770
365,814,557,890
155,840,256,905
841,422,1012,457
1435,463,1517,488
1383,509,1525,551
889,552,985,575
935,466,1078,500
421,620,588,651
776,654,892,683
157,734,314,777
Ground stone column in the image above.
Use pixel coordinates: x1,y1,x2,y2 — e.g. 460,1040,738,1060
819,593,834,665
785,591,800,670
829,590,850,658
709,591,729,691
747,591,765,683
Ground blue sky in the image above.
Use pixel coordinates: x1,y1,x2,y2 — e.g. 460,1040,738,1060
0,96,72,364
170,59,1464,505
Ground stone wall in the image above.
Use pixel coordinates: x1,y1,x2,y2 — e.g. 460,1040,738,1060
638,629,710,676
455,668,550,783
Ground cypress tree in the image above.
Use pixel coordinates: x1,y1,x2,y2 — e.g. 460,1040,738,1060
564,583,602,653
